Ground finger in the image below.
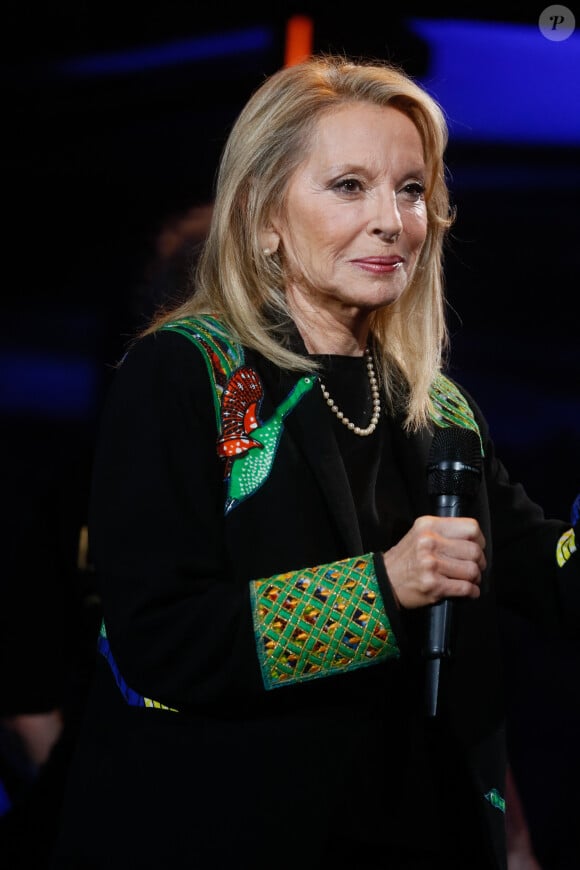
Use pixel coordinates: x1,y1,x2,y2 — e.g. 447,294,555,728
439,557,483,586
417,532,487,579
438,539,487,573
422,516,486,548
446,579,481,600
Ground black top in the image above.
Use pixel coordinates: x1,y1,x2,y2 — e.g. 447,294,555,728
312,354,489,865
49,327,579,870
312,353,412,552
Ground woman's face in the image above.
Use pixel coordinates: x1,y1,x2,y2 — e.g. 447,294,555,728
270,102,428,342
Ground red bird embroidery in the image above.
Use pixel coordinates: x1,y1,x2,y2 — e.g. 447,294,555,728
217,366,264,458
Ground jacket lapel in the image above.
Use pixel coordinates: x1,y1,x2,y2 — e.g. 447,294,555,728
256,355,364,555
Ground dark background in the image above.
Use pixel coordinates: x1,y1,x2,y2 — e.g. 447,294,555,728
3,3,578,514
1,4,579,867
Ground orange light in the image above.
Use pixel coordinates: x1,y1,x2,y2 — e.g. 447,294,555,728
284,15,314,67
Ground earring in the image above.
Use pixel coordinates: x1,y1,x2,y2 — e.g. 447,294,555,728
263,247,271,255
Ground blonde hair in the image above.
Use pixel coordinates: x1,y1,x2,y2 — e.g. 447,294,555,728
147,54,454,431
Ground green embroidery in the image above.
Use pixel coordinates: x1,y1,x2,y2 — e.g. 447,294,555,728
429,373,483,454
251,554,399,689
225,375,315,512
484,788,506,813
161,316,316,514
161,316,244,426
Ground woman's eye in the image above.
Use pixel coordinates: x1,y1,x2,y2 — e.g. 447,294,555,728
333,178,363,194
401,181,425,200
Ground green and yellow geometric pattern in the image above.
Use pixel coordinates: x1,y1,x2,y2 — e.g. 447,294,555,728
429,373,483,454
556,527,577,567
251,554,399,690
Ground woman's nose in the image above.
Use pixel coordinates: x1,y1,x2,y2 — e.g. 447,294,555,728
367,192,403,243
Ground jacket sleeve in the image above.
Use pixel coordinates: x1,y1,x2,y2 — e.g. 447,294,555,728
90,331,401,711
472,398,579,634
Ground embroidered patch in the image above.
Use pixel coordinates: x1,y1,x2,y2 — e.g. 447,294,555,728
484,788,506,813
429,373,483,454
251,554,399,690
556,528,577,567
223,373,316,513
161,316,244,426
160,316,316,514
98,621,178,712
217,366,264,458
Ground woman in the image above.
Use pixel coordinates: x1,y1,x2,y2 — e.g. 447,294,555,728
51,55,578,869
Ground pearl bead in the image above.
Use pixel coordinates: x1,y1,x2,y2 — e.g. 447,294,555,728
318,347,381,438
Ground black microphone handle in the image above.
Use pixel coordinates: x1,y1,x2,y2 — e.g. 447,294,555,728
432,493,464,519
425,494,464,717
424,426,483,717
426,492,463,652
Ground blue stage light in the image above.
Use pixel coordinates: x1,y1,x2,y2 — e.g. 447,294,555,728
408,18,580,144
0,352,98,419
57,26,273,77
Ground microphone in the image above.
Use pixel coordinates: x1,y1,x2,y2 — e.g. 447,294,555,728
424,426,483,716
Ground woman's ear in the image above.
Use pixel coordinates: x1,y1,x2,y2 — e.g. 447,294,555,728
259,226,280,255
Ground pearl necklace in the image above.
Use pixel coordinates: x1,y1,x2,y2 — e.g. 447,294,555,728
319,347,381,436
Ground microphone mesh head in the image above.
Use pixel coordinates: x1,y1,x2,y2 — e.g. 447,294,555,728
427,427,482,497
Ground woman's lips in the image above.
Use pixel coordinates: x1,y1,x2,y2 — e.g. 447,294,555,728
351,256,404,273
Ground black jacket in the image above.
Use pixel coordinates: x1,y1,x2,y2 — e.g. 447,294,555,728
51,319,580,869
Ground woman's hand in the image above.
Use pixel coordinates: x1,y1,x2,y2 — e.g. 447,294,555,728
383,515,486,609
